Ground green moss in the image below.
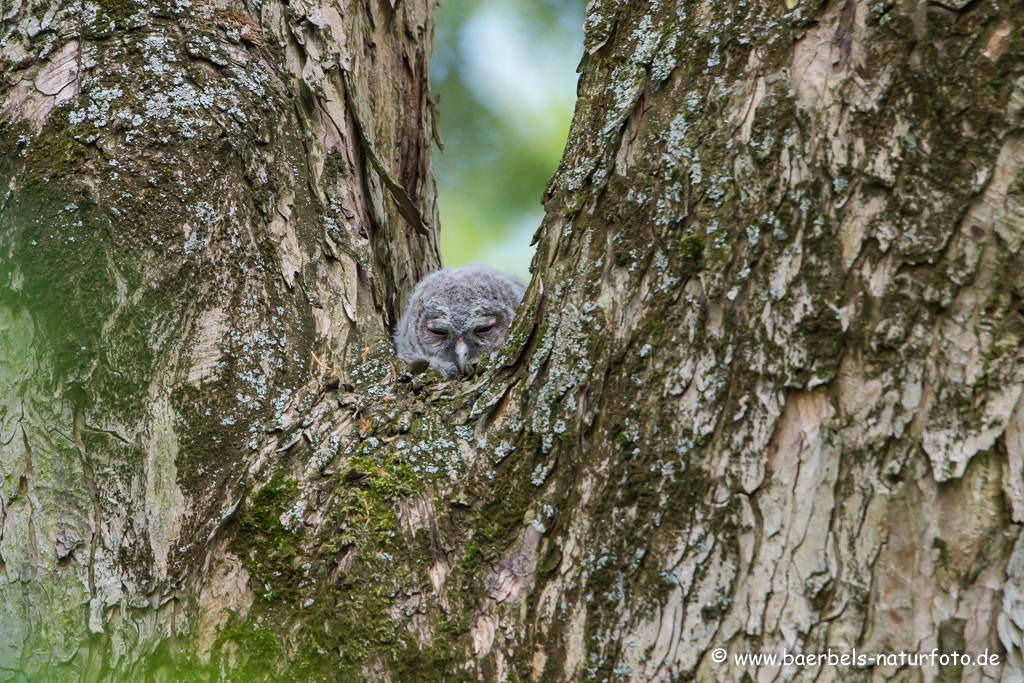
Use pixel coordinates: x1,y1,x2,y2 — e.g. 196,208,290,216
95,0,143,27
212,620,283,675
214,377,489,672
223,427,465,678
227,480,394,673
238,477,297,536
471,469,534,554
678,234,704,280
349,450,424,501
24,107,88,178
232,476,309,603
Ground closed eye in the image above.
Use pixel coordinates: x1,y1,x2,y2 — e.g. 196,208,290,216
474,322,497,335
426,326,448,338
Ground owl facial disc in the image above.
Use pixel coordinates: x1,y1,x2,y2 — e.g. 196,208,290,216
393,265,527,378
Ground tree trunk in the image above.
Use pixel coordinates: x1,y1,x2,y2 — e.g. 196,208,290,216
3,0,1024,682
0,0,439,677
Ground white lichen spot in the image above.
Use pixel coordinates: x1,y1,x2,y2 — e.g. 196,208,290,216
531,461,553,487
746,225,760,246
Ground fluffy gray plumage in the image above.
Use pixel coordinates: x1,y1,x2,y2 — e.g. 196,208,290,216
394,265,527,377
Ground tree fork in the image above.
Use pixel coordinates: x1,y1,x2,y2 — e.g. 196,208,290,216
3,0,1024,681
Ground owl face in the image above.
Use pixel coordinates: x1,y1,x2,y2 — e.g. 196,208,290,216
419,303,511,375
394,265,526,377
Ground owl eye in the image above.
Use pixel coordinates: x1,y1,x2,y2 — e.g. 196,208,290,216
474,322,497,335
426,325,448,338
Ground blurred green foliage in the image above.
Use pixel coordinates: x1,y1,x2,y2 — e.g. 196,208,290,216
432,0,584,280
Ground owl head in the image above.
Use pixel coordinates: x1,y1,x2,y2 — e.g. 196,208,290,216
394,265,527,377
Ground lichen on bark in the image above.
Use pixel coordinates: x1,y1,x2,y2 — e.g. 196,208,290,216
3,0,1024,679
1,0,439,676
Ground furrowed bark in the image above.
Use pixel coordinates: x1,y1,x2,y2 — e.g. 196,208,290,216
206,0,1024,680
3,0,1024,680
0,0,438,676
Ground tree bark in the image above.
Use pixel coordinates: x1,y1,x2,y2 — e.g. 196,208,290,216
514,2,1024,680
0,0,439,677
3,0,1024,681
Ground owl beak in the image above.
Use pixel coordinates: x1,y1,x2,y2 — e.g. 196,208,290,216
455,338,470,374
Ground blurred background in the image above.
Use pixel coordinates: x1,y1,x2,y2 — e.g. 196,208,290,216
431,0,585,281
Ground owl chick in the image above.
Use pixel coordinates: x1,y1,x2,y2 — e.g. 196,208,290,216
394,265,526,377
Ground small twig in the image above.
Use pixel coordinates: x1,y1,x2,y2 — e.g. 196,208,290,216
311,351,333,375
